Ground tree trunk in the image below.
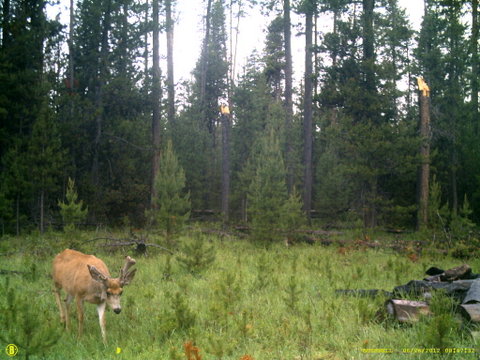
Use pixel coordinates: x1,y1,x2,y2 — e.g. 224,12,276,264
144,0,149,78
16,194,20,236
361,0,378,227
200,0,213,110
303,8,314,221
40,188,44,234
362,0,375,94
332,6,338,67
91,0,111,214
68,0,75,99
221,112,231,223
166,0,175,124
1,0,10,47
417,90,431,230
284,0,294,194
472,0,479,134
228,0,241,87
151,0,162,207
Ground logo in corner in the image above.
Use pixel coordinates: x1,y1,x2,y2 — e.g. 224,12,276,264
6,344,18,357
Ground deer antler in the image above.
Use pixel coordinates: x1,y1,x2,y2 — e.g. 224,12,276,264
119,256,136,285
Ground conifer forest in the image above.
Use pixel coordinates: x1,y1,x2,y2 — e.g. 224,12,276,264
1,0,480,238
3,1,480,359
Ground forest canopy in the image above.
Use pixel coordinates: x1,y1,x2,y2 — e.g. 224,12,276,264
0,0,479,237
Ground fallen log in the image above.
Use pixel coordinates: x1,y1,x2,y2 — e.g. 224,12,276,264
393,280,474,301
101,241,174,255
459,304,480,322
386,299,431,323
442,264,472,281
462,278,480,304
424,264,478,281
335,289,392,298
0,269,27,276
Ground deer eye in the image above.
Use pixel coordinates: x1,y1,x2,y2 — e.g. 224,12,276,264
106,290,112,296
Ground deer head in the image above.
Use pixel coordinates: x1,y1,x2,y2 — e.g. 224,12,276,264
87,256,136,314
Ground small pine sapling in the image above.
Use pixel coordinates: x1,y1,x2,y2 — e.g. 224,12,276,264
147,140,190,245
58,177,88,233
280,188,306,245
177,231,215,275
0,279,61,359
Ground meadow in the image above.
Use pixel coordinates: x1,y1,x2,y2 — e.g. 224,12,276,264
0,228,479,360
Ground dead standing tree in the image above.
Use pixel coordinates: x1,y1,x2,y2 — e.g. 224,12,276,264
417,77,431,230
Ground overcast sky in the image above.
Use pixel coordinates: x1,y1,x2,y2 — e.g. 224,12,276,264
172,0,424,84
48,1,424,85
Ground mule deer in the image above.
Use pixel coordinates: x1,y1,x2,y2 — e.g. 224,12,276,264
52,249,136,343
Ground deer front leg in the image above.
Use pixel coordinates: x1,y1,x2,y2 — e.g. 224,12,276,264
75,296,84,337
65,294,73,331
53,286,65,324
97,302,107,344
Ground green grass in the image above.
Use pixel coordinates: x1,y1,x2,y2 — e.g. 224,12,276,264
0,229,479,359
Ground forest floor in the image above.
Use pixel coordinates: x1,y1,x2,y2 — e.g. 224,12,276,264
0,228,479,359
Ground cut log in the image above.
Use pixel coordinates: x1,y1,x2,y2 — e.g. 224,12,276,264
459,304,480,322
462,278,480,304
424,275,442,282
441,264,472,281
386,299,430,323
425,264,477,281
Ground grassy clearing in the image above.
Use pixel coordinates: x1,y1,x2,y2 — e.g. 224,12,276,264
0,229,479,359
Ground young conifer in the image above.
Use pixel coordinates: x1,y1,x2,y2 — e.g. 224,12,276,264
147,140,191,244
247,127,288,242
58,177,88,232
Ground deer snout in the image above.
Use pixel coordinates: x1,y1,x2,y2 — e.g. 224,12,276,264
113,308,121,314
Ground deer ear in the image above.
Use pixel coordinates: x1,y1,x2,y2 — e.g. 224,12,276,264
88,265,108,283
120,269,136,286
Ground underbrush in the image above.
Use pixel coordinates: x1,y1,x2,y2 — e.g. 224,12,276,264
0,229,479,359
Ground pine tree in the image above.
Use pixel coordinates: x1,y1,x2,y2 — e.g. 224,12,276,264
248,127,288,242
58,177,88,232
147,140,190,244
28,102,66,233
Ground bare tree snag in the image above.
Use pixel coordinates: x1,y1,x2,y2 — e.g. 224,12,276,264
417,77,431,230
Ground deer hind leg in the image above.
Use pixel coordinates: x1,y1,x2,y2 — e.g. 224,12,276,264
75,296,84,338
97,302,107,344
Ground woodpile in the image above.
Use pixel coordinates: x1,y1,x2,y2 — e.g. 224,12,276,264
338,263,480,323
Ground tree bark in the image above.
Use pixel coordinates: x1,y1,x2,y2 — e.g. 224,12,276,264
166,0,175,124
16,195,20,236
221,112,231,223
144,0,149,78
303,8,314,221
417,91,431,230
91,0,111,214
200,0,213,110
362,0,375,94
40,188,44,234
151,0,162,207
68,0,75,98
284,0,294,193
1,0,10,47
472,0,479,134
